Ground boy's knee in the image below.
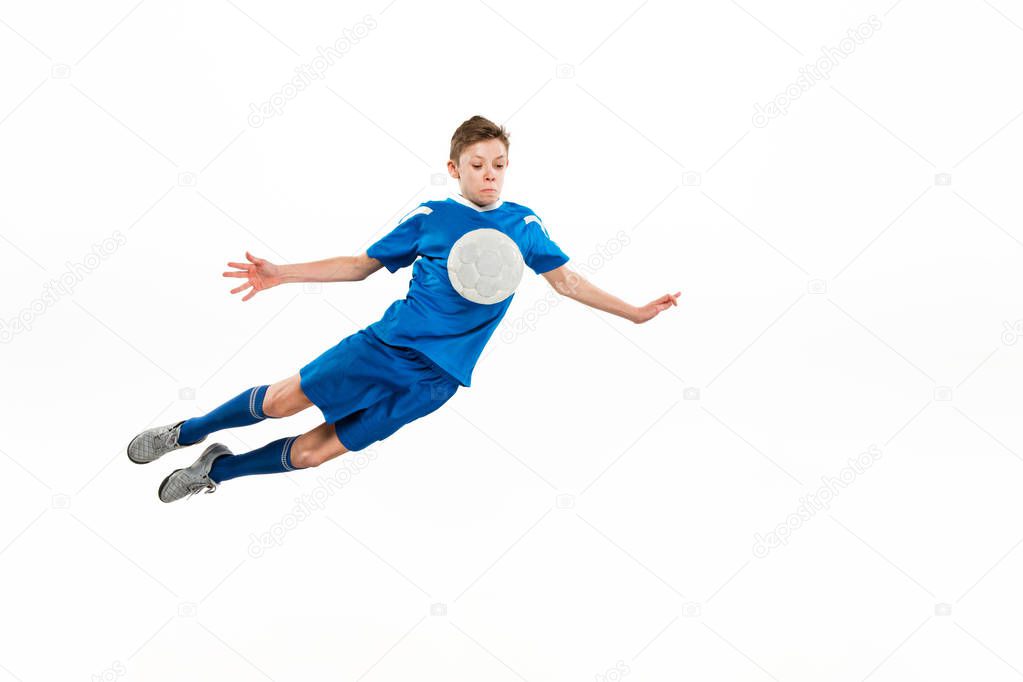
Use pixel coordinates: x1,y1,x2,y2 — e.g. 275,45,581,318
262,387,285,418
289,443,320,469
264,377,305,418
290,440,341,469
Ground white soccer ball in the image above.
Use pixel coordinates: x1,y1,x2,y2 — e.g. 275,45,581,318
447,228,525,304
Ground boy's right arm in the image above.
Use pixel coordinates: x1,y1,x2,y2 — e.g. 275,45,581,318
224,251,385,302
279,252,384,283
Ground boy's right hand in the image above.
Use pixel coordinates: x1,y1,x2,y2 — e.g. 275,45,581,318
223,251,283,302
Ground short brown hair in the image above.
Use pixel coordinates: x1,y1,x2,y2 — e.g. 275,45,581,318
449,115,510,164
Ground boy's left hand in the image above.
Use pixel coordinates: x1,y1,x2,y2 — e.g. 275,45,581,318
631,290,681,324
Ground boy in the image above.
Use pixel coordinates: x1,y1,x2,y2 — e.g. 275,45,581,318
128,115,680,503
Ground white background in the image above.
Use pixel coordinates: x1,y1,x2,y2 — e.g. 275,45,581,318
2,0,1022,680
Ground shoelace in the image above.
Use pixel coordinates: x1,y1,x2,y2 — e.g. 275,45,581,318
157,427,178,451
185,479,217,499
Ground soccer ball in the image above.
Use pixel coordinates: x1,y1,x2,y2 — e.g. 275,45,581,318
447,228,524,304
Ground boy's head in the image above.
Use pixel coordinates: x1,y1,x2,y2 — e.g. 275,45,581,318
447,115,510,207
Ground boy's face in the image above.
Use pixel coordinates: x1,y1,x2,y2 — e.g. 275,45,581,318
447,138,507,206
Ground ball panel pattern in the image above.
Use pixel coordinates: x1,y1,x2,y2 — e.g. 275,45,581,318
447,228,525,304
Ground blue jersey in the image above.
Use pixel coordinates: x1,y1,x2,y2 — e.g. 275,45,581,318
365,193,570,387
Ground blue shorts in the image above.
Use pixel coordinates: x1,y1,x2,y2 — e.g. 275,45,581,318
298,327,460,451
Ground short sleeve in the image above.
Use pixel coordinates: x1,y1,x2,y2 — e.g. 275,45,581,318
367,204,431,273
522,213,569,275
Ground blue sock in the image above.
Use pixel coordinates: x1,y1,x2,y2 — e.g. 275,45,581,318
179,385,274,445
208,436,298,483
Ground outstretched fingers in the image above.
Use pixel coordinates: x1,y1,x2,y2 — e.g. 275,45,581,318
224,255,263,301
224,262,252,280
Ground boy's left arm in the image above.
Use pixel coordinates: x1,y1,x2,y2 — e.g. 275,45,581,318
541,265,680,324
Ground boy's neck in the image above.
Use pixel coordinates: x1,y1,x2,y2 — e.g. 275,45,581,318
453,192,503,212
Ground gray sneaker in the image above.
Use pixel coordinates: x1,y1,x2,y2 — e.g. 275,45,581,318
127,420,206,464
158,443,233,503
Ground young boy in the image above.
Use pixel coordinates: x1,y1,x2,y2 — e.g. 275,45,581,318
128,115,680,503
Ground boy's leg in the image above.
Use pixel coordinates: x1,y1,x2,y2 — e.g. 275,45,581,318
179,373,313,445
208,421,349,483
128,373,316,465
